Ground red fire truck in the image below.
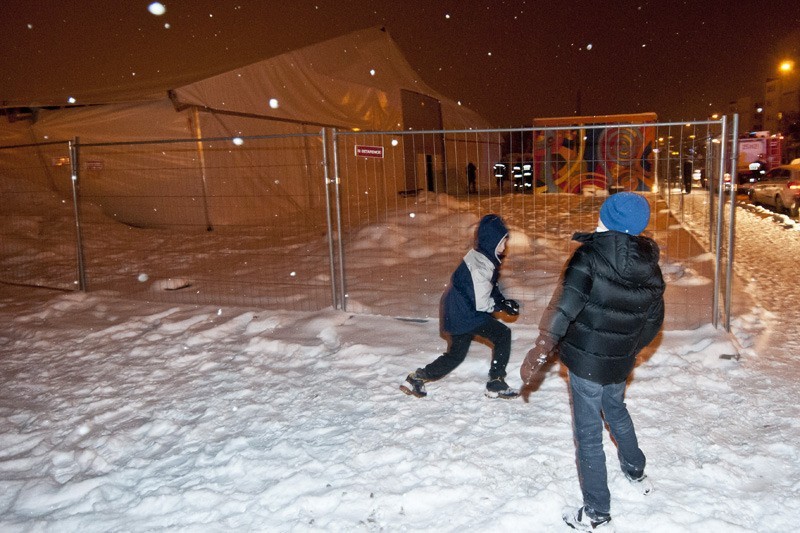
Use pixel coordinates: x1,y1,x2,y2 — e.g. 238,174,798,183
733,133,783,193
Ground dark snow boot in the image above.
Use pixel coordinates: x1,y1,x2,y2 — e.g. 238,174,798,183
400,370,427,398
562,506,612,531
484,377,519,399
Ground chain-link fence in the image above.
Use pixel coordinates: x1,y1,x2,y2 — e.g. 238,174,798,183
0,117,738,329
0,140,79,290
332,118,736,329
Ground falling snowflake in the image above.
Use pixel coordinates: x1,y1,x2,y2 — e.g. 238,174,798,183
148,2,166,16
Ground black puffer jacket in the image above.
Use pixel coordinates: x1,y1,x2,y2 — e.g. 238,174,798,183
542,230,665,385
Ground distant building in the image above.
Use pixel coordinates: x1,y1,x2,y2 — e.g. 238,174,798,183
763,74,800,134
728,97,762,133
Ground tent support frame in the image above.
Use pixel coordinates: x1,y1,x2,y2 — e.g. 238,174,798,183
190,106,214,232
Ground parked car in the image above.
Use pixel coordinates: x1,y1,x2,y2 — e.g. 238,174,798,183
748,164,800,217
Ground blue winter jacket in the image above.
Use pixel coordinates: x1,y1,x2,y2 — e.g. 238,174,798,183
442,215,509,335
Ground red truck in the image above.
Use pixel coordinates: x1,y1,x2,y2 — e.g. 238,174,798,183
732,133,783,193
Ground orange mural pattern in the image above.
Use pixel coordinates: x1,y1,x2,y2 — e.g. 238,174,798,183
532,125,656,193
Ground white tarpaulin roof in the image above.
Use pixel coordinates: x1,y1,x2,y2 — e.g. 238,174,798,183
1,28,495,229
2,27,489,135
171,26,488,130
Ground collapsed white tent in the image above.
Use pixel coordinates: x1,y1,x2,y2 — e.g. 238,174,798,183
170,26,489,131
0,27,494,229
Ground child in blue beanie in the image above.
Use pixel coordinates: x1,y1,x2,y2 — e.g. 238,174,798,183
401,214,521,399
521,192,665,530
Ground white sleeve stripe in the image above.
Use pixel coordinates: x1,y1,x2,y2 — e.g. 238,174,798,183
465,250,495,312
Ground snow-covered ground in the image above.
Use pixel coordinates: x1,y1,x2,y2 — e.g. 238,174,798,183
676,192,800,356
1,190,799,532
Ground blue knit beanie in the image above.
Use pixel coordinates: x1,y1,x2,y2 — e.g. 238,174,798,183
599,192,650,235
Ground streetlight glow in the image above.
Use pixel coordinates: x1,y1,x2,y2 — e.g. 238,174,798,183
779,60,794,74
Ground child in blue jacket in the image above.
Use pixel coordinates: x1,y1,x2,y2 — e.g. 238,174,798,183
401,214,520,399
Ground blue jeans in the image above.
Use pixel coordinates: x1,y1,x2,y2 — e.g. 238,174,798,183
568,371,646,516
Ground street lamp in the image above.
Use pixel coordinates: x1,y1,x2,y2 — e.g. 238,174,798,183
775,59,799,161
765,60,798,135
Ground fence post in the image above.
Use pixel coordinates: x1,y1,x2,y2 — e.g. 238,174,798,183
724,114,740,331
68,137,87,291
321,128,338,310
331,130,347,311
712,116,729,328
707,133,715,246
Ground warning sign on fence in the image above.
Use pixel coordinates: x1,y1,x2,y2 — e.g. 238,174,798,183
354,145,384,158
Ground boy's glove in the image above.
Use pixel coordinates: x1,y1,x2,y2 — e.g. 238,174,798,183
498,299,520,316
519,334,557,401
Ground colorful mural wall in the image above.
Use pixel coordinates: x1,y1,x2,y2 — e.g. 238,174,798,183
530,115,657,194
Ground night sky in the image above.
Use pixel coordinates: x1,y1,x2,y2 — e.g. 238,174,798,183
2,1,799,127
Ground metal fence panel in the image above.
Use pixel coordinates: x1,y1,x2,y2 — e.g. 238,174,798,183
73,133,334,310
0,141,79,290
332,129,504,318
333,120,735,329
1,118,737,329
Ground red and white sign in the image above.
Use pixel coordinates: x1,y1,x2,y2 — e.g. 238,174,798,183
354,145,384,158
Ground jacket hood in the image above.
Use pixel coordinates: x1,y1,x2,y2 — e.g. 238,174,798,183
573,230,660,283
476,214,508,265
